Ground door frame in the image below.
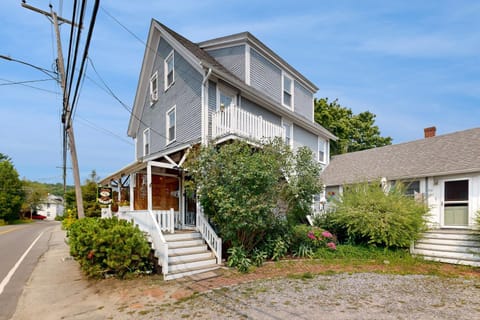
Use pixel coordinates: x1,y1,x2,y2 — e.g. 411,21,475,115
440,177,471,229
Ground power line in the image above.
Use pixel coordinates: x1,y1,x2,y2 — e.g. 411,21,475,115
0,78,54,86
0,77,59,94
76,115,134,146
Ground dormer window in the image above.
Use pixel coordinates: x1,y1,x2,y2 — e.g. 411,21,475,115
164,50,174,90
143,128,151,156
282,73,293,108
149,72,158,104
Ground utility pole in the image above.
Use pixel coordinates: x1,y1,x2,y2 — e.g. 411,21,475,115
22,2,85,218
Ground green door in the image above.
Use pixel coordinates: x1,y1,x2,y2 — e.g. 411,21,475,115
443,180,469,226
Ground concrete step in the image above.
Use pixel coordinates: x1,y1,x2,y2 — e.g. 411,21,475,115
164,264,220,281
167,239,205,248
168,257,217,272
412,248,480,262
169,251,215,263
168,245,208,255
414,243,480,254
164,232,202,242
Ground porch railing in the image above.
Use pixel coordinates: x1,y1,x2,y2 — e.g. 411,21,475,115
152,209,175,233
196,207,222,264
212,105,284,141
117,210,170,275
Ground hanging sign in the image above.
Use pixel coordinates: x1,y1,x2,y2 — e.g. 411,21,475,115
97,187,113,205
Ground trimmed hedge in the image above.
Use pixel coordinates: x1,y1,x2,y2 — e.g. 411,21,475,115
67,218,153,278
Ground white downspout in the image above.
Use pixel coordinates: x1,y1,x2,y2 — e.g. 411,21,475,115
201,67,212,146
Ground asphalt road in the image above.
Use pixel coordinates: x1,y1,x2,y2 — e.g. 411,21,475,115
0,221,57,320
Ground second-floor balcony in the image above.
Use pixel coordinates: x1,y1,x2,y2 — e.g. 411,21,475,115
212,105,285,142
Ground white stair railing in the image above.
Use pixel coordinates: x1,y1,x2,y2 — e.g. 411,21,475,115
196,206,222,264
119,210,170,275
152,209,175,233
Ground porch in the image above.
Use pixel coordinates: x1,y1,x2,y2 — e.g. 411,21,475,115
101,157,222,280
212,105,285,142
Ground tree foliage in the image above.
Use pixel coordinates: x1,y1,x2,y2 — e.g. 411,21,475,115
314,98,392,155
21,180,48,217
0,154,25,221
186,139,322,252
65,170,101,217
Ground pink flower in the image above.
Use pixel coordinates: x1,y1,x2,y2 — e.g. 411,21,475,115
307,231,316,240
327,242,336,250
322,231,333,238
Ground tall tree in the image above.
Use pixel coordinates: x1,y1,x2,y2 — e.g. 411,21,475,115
21,180,48,218
0,154,25,221
65,170,101,217
314,98,392,155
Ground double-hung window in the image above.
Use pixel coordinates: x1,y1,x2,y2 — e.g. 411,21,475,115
282,121,292,147
143,128,150,156
164,50,174,90
282,73,293,108
166,106,176,144
217,86,236,111
318,138,326,163
149,72,158,104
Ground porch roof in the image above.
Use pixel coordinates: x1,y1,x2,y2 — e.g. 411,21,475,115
99,160,146,186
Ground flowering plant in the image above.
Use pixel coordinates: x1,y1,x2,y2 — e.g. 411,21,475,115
306,228,337,250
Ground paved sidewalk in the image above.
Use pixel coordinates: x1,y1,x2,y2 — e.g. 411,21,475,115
11,224,113,320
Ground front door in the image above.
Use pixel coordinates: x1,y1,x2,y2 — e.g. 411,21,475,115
184,193,197,227
443,179,469,227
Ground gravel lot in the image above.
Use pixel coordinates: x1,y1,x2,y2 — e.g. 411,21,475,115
148,273,480,320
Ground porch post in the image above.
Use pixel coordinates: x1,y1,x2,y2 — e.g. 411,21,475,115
129,173,134,211
147,162,152,211
179,171,184,229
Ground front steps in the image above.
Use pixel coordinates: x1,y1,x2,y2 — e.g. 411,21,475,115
411,229,480,267
158,231,220,280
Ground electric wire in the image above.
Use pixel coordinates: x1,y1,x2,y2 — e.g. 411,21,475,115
67,0,99,127
0,78,54,86
0,77,59,94
76,115,134,146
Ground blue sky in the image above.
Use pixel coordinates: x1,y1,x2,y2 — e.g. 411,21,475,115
1,0,479,184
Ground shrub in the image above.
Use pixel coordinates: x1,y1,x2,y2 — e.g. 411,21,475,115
328,181,429,248
290,224,337,253
68,217,153,278
62,208,77,230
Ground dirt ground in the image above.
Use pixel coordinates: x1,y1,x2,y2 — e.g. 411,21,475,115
85,259,480,319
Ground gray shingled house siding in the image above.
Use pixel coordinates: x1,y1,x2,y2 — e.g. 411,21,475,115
294,82,313,121
206,45,245,81
293,124,318,155
136,37,202,159
240,97,281,126
249,48,282,104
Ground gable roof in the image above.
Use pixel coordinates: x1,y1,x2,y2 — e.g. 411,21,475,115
128,20,336,141
321,127,480,186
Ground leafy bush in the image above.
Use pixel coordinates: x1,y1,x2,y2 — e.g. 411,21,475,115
68,217,153,278
62,208,77,230
326,181,429,248
227,246,252,273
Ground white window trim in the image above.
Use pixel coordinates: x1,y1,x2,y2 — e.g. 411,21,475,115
318,137,327,164
216,84,237,111
166,105,176,145
164,50,175,91
282,72,294,109
281,119,293,147
143,128,150,156
149,71,158,105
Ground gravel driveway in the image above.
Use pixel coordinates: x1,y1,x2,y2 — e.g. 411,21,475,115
150,273,480,320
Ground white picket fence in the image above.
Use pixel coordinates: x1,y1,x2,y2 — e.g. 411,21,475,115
212,105,284,141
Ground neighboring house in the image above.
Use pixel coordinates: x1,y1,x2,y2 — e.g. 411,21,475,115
37,194,64,221
100,20,335,280
321,126,480,266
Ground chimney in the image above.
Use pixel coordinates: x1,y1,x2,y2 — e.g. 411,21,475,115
424,126,436,138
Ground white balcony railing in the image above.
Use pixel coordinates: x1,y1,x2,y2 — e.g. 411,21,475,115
212,105,284,142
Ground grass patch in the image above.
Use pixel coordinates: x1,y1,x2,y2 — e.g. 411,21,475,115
7,219,34,225
287,272,315,280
